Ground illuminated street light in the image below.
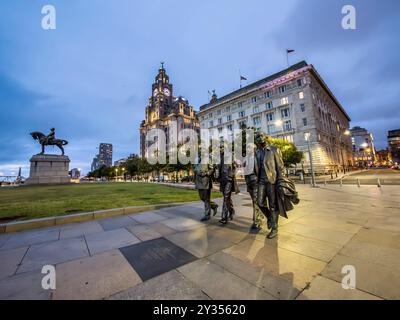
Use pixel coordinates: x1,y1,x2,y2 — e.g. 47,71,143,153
344,129,351,136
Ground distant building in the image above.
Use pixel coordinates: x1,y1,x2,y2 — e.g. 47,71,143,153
388,129,400,163
70,168,81,179
350,126,376,167
198,61,353,172
375,149,392,166
91,143,113,171
139,63,200,159
114,158,127,167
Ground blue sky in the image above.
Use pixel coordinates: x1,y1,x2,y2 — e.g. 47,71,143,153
0,0,399,176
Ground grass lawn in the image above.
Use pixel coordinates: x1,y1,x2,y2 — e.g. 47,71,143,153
0,182,221,222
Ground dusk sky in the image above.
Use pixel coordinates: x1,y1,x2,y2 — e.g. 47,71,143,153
0,0,399,177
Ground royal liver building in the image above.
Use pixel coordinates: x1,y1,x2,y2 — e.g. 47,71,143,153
198,61,353,173
140,64,200,159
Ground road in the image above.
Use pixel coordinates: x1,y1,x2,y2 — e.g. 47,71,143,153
336,168,400,185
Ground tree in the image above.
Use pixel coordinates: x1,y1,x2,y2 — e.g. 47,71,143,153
270,138,303,167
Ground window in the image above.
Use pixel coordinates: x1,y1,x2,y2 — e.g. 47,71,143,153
217,109,221,115
264,91,272,98
267,124,275,134
280,97,289,105
218,118,222,125
297,79,303,87
266,112,274,122
201,116,204,120
251,96,257,103
218,127,223,134
284,120,292,131
227,115,232,121
253,106,260,113
300,104,306,112
238,111,245,118
209,113,213,118
225,106,231,112
266,101,273,109
253,116,261,126
302,118,308,126
209,120,214,127
299,91,304,99
238,101,243,108
279,85,287,94
227,124,233,131
281,108,290,118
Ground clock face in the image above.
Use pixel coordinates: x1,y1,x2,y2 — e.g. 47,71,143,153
163,88,170,96
153,88,158,97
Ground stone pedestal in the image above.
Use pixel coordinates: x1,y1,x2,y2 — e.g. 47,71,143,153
25,154,71,185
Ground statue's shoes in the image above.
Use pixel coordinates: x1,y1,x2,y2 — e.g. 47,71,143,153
267,229,278,239
201,215,211,222
212,205,219,216
251,223,261,230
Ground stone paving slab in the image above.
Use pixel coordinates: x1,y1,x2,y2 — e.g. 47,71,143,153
321,254,400,300
59,221,103,239
99,216,137,231
208,251,300,300
0,246,28,280
129,212,168,224
17,236,89,274
126,224,162,241
297,276,382,300
0,234,11,248
147,221,178,237
0,228,60,251
339,239,400,271
166,226,243,258
85,228,140,255
0,269,52,300
279,222,355,246
178,259,275,300
109,270,210,300
120,238,197,281
222,238,326,290
160,217,205,232
53,250,142,300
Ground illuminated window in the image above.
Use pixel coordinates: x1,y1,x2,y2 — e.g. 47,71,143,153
299,91,304,99
280,97,289,105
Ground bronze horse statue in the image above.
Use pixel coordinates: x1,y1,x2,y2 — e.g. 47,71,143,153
30,131,68,156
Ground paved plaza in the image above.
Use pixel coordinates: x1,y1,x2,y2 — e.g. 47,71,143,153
0,184,399,300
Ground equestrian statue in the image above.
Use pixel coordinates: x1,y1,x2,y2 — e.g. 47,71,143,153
30,128,68,156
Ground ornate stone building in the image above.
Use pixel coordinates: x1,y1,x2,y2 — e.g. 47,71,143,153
140,64,199,159
198,61,353,173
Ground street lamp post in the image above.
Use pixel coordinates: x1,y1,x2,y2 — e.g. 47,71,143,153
304,132,316,187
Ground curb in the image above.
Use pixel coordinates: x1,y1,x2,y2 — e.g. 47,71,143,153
0,202,196,234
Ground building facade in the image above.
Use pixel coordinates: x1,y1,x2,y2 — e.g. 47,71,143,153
350,126,376,167
140,64,199,159
198,61,353,173
91,143,113,171
388,129,400,163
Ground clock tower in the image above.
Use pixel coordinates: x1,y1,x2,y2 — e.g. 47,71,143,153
139,63,200,159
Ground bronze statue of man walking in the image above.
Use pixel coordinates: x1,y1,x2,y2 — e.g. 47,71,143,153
194,157,218,221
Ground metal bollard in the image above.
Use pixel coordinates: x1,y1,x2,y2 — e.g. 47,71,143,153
357,178,361,187
377,178,381,188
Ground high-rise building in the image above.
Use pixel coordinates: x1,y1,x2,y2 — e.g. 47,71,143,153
198,61,353,173
139,64,200,159
91,143,113,171
388,129,400,163
350,126,376,167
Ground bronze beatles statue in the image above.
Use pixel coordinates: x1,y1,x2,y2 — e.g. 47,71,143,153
30,128,69,156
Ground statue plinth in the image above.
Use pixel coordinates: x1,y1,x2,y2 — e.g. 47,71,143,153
25,154,71,185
